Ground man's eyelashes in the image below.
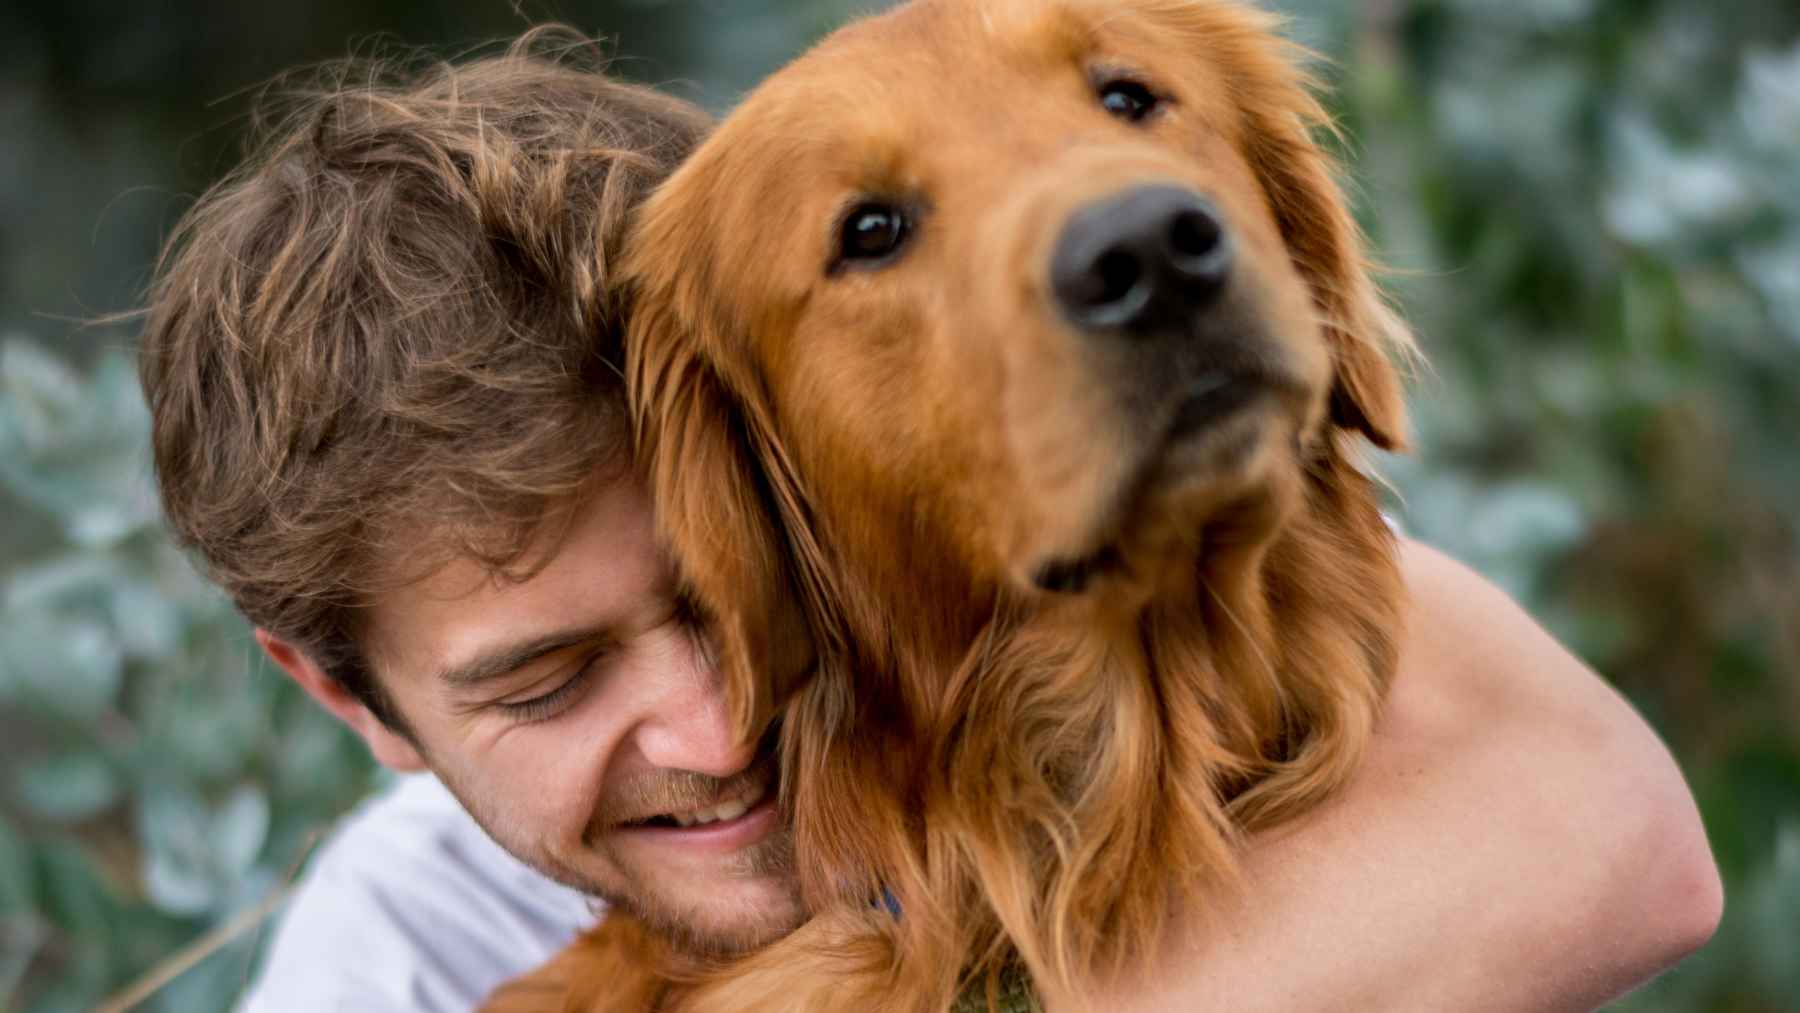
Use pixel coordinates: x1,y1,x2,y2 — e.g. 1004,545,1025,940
497,657,604,723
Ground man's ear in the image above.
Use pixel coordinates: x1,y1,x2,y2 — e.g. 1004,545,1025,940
255,629,426,772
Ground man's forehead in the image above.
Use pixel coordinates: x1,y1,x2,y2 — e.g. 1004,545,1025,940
361,478,668,686
364,553,529,675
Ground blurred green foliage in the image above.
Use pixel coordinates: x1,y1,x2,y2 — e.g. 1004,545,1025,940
0,341,381,1010
0,0,1795,1009
1322,0,1800,1006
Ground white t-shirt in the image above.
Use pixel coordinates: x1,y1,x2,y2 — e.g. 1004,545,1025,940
239,774,600,1012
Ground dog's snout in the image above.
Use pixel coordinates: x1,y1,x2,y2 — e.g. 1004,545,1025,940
1051,186,1232,336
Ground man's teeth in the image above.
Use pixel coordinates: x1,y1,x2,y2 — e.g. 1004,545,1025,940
667,782,765,829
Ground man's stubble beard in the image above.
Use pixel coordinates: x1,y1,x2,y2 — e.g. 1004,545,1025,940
433,761,808,959
608,823,808,959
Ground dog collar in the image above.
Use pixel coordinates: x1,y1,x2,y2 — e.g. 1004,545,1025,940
874,890,1040,1011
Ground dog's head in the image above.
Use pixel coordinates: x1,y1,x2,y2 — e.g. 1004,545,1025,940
625,0,1411,733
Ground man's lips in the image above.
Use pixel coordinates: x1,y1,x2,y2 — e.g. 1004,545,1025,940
621,771,774,830
614,793,781,854
602,717,784,832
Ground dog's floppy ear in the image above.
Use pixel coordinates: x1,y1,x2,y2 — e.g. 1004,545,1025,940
623,206,822,736
1250,110,1412,451
1169,3,1413,450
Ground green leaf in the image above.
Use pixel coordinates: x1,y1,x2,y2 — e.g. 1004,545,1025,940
136,782,270,917
0,340,86,452
1741,823,1800,997
0,815,33,915
137,783,218,915
12,753,121,825
107,582,186,660
212,785,270,877
137,670,266,783
141,847,217,918
0,912,48,1012
0,342,159,547
3,553,128,611
144,935,259,1013
0,611,124,720
32,841,119,941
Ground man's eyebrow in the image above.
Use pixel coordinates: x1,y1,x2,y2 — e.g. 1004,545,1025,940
434,626,615,689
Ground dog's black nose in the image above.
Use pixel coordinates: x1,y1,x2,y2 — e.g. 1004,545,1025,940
1051,186,1232,336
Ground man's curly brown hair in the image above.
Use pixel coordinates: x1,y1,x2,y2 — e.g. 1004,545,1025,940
138,28,711,729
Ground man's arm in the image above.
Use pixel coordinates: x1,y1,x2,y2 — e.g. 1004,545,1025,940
1074,538,1722,1012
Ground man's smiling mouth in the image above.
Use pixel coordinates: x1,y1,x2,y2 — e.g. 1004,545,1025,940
627,770,774,829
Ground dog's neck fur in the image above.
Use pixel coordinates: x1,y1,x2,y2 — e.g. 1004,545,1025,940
769,442,1400,1008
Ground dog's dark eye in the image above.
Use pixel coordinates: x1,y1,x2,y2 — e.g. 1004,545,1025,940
1099,80,1159,122
838,203,911,266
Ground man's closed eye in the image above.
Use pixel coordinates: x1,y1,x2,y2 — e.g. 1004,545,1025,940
496,656,605,723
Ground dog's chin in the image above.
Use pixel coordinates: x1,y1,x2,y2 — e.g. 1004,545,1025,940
1021,396,1303,599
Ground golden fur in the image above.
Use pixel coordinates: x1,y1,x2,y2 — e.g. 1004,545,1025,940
486,1,1413,1009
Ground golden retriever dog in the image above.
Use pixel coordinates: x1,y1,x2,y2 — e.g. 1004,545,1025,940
488,0,1413,1009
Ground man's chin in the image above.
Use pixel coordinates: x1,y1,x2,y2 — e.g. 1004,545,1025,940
586,801,804,957
440,759,805,958
612,869,809,959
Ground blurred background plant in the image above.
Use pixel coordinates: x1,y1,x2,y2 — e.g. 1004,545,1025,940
0,0,1793,1009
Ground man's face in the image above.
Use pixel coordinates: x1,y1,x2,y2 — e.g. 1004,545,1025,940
361,477,804,956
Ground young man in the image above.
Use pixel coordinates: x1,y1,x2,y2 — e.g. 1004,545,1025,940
138,34,1720,1013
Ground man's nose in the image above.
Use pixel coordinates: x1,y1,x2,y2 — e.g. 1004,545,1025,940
632,661,760,778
